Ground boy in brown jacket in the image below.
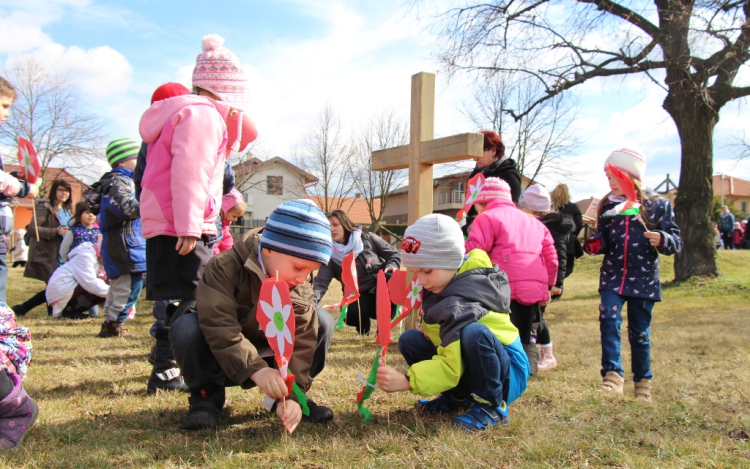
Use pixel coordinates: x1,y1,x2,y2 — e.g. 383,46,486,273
170,199,334,433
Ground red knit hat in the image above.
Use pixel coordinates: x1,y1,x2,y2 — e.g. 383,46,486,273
151,82,190,104
474,177,512,204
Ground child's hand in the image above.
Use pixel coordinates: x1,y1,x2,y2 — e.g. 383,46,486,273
644,231,663,247
540,292,551,307
251,368,288,400
550,286,562,297
376,364,412,392
275,399,302,434
28,184,39,199
175,236,198,255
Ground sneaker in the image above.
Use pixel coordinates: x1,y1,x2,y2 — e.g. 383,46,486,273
416,394,473,413
0,373,39,450
181,386,225,430
98,321,136,338
634,379,652,403
451,401,509,433
537,343,557,371
302,399,334,423
597,371,624,395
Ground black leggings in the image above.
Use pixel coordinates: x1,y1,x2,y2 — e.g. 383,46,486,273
344,290,396,335
509,300,540,345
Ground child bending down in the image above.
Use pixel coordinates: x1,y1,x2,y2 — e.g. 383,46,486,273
377,214,529,433
46,241,108,319
585,148,682,403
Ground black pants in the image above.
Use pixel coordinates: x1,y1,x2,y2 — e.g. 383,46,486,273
146,236,212,301
509,300,540,345
170,307,334,391
11,261,26,268
345,290,397,334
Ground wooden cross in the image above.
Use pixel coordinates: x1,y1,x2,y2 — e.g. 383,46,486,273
371,72,484,328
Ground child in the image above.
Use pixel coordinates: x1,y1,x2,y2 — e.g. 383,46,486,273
732,222,744,249
169,200,335,432
584,148,682,402
212,187,246,255
60,201,101,263
89,137,146,338
464,178,558,374
11,229,27,268
0,76,38,304
519,184,574,371
0,304,36,450
46,241,109,319
377,214,528,433
139,35,255,394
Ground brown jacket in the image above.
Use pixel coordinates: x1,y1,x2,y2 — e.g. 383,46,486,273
195,228,319,394
24,199,62,283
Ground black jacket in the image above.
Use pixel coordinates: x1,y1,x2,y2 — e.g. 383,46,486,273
539,212,575,288
312,231,401,304
464,158,522,234
558,201,584,264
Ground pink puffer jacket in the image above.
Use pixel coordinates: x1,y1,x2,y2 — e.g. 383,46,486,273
139,95,229,239
465,197,558,304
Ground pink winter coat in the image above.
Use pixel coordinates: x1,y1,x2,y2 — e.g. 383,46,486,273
139,95,230,239
212,188,244,255
465,197,558,305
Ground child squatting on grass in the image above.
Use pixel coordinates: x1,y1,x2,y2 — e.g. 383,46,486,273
169,199,335,433
584,148,682,403
377,214,530,433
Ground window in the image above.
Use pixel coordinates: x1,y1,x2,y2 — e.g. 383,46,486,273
267,176,283,195
743,201,747,213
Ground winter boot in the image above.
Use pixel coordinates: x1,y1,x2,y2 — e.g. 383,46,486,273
522,343,538,376
302,399,334,423
634,379,652,403
597,371,624,395
0,374,39,450
147,339,188,395
537,343,558,371
180,385,225,430
98,320,135,338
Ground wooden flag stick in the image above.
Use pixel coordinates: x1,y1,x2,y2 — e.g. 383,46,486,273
32,201,39,242
357,297,362,339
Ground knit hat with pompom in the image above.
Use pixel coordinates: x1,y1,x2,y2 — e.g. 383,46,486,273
192,34,249,110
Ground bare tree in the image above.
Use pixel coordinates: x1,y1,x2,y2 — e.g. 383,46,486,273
0,56,106,191
297,103,354,213
352,109,409,230
417,0,750,281
459,73,581,183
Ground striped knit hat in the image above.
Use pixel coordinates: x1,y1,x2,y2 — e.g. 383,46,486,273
192,34,249,110
474,177,512,204
261,199,332,265
106,137,140,168
401,214,465,270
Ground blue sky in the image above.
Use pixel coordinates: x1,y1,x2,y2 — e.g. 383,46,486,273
2,0,749,201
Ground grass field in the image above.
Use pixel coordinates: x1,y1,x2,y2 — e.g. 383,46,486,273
0,252,749,468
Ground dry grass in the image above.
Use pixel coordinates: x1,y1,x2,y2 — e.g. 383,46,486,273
1,252,749,468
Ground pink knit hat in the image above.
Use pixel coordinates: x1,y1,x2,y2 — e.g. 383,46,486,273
474,177,512,204
222,187,244,214
192,34,249,110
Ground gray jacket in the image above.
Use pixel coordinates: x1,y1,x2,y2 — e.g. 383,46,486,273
313,232,400,303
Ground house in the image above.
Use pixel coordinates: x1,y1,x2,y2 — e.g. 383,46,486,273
575,197,600,241
381,170,535,225
4,165,89,231
713,174,750,214
232,156,317,227
308,195,380,227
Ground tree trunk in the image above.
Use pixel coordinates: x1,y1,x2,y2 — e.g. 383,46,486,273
663,89,719,281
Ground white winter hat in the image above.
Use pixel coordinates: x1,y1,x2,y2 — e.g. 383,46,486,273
401,214,465,270
604,148,647,180
519,184,551,213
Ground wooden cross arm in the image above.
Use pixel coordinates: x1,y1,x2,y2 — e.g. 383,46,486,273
371,132,484,171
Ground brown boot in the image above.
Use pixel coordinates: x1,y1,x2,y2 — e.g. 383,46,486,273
98,321,136,338
634,379,652,403
597,371,624,395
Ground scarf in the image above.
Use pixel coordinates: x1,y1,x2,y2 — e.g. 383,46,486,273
330,228,364,265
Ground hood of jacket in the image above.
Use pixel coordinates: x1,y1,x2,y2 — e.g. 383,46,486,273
424,249,511,314
67,242,96,262
540,211,574,235
232,227,266,280
139,94,232,144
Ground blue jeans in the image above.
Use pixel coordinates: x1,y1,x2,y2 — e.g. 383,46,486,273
398,323,510,407
599,290,654,381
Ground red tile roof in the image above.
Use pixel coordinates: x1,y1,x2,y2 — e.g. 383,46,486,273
713,174,750,198
575,197,600,220
4,165,88,207
308,196,381,226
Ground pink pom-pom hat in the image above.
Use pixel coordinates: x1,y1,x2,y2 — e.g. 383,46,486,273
192,34,250,110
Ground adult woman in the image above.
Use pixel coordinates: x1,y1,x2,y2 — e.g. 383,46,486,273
313,210,401,334
13,180,73,316
464,130,522,234
550,183,584,277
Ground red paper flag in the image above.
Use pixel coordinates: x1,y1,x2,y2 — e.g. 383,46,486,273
341,251,359,302
387,270,407,305
607,163,637,204
17,138,41,184
257,278,296,376
389,273,423,330
456,173,485,226
375,271,391,354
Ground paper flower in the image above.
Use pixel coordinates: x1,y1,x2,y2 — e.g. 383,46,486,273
259,284,293,358
406,278,423,309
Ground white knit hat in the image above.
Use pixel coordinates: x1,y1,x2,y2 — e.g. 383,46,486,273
401,214,465,270
604,148,647,180
519,184,551,213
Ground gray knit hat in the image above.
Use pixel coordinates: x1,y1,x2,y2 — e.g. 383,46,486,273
401,214,465,270
260,199,332,265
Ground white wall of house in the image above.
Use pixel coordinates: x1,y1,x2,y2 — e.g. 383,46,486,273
237,161,310,226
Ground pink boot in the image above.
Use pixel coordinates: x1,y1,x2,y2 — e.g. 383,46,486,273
537,343,558,371
0,373,39,450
